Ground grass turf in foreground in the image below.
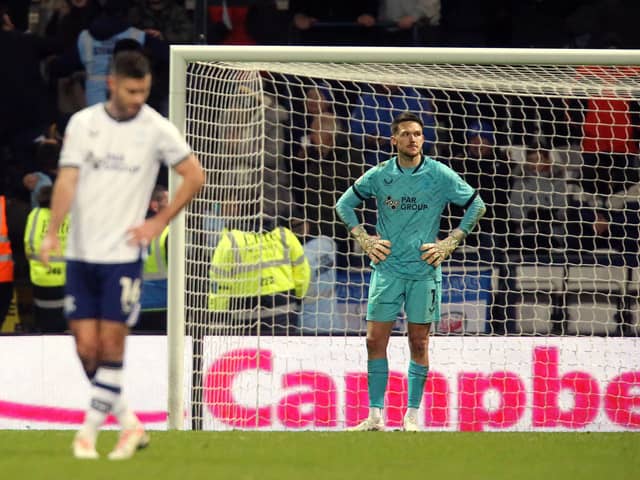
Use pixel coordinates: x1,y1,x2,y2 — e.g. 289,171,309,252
0,431,637,480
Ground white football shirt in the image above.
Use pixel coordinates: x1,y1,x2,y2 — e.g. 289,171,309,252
59,103,191,263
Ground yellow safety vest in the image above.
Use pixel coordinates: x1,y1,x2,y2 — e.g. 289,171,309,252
24,208,69,287
143,226,169,280
208,227,310,312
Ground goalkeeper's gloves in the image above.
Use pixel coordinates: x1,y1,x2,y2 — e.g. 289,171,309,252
420,229,465,268
352,225,391,264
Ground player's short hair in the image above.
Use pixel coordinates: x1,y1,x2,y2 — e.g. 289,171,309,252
110,50,151,79
113,38,143,56
391,112,424,135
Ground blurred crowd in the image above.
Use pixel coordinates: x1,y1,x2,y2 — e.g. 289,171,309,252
1,0,639,335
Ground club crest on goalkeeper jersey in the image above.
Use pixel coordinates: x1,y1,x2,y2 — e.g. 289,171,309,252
59,103,191,263
353,156,475,280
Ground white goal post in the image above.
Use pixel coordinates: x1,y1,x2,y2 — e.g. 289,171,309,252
167,46,640,431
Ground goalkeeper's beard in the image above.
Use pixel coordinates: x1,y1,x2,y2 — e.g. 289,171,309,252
397,146,422,164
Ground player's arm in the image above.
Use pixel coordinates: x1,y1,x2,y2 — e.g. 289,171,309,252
128,154,205,246
156,154,204,226
335,186,391,264
421,193,486,267
40,167,79,266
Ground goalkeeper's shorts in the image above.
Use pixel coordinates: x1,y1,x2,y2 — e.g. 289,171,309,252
366,270,441,324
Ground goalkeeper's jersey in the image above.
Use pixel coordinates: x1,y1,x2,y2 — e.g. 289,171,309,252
343,156,476,280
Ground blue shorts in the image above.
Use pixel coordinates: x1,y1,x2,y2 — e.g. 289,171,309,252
366,270,441,324
65,260,143,326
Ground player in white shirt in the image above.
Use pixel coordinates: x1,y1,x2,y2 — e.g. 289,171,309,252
40,50,205,460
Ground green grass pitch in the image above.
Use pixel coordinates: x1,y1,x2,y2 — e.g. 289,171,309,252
0,431,637,480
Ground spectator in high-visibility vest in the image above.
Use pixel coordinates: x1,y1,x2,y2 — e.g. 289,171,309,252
24,186,70,333
0,193,14,331
137,184,168,332
208,216,311,336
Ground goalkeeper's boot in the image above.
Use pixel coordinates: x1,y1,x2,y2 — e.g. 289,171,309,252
348,416,385,431
403,413,420,432
108,424,150,460
72,431,99,459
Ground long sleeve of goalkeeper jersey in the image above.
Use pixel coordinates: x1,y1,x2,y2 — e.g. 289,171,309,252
335,186,363,231
457,194,486,235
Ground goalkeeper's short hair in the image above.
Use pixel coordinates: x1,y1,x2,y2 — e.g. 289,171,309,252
391,112,424,134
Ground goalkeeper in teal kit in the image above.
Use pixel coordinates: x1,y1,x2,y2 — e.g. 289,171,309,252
336,112,486,431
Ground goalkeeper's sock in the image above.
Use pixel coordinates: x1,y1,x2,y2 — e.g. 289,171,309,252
407,360,429,409
80,362,123,441
367,358,389,410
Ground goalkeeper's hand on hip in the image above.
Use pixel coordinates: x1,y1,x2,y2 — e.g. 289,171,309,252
420,232,463,268
352,225,391,264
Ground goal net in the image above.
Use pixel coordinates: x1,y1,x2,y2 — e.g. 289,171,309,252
168,46,640,432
